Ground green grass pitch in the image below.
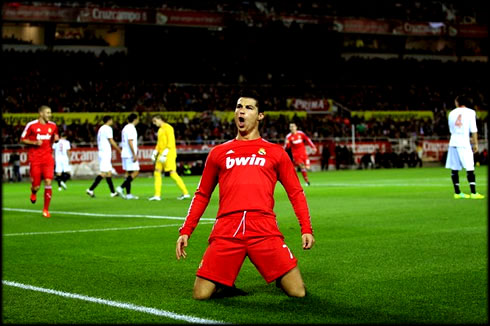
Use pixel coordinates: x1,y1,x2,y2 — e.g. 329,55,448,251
2,166,487,324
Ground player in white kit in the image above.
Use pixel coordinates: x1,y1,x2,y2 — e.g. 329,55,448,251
53,132,71,191
445,95,485,199
86,116,122,198
115,113,140,199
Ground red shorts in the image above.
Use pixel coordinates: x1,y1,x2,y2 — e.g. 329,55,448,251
292,153,310,168
196,215,298,287
30,160,54,187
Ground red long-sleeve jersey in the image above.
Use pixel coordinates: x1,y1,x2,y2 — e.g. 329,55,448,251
179,138,313,237
284,131,316,158
20,119,58,163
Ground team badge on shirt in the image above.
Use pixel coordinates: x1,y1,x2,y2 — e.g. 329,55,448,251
258,148,266,155
48,128,52,133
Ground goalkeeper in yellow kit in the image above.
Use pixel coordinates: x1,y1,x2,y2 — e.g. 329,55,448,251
149,115,190,201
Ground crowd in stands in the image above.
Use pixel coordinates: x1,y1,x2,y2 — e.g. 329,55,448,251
2,49,487,113
1,48,487,146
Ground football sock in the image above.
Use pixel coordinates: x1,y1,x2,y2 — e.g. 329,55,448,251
301,169,309,183
467,170,476,194
170,172,189,195
89,175,103,191
106,177,115,193
154,171,162,197
120,175,133,190
44,185,52,211
55,175,62,187
451,170,460,194
62,172,70,182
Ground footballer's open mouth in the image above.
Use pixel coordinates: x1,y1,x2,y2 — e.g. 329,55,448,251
238,117,245,128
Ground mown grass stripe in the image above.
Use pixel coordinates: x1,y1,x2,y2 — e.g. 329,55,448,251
2,280,225,324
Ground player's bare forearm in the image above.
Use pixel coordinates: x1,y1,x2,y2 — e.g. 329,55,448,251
302,233,315,250
471,133,479,153
128,140,137,161
176,234,189,260
109,139,122,153
21,139,41,146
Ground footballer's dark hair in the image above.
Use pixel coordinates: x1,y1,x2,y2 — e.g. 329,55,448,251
102,115,112,123
127,113,138,123
455,94,472,107
237,89,265,113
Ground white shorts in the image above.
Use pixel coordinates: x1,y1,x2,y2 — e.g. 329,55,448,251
122,157,140,171
99,152,113,173
445,146,474,171
55,158,71,173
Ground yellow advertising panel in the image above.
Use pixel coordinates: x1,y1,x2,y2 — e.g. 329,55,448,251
351,111,434,120
3,111,307,125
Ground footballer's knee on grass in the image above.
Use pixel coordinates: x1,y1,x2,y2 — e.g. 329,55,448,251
45,179,52,186
277,267,306,297
193,277,216,300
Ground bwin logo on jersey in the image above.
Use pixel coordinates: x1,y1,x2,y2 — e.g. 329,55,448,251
226,154,266,169
36,134,52,140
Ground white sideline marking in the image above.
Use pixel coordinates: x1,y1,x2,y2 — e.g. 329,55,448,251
3,222,213,237
2,208,215,221
2,280,225,324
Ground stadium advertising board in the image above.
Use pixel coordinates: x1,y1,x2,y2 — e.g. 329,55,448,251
2,3,487,38
3,111,307,125
2,4,77,22
333,18,391,34
287,98,334,113
351,111,434,120
78,7,149,24
421,140,449,161
155,10,224,27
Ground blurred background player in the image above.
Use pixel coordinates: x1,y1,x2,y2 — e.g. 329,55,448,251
53,132,72,191
86,115,122,198
445,95,485,199
116,113,140,199
8,149,22,182
284,123,317,186
20,105,59,218
176,91,315,300
149,115,190,201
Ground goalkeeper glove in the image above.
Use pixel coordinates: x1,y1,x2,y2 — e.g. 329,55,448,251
151,150,158,163
159,148,169,163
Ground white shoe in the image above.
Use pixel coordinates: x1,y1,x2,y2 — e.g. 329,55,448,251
60,181,67,189
177,194,191,200
86,189,94,197
110,192,118,197
126,194,139,200
149,196,161,201
116,186,126,199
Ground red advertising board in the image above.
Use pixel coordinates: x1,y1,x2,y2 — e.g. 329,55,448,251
333,18,391,34
2,145,212,174
78,7,149,24
155,10,224,27
421,140,448,161
2,4,77,22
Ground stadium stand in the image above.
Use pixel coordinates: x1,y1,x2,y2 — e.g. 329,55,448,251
1,0,487,173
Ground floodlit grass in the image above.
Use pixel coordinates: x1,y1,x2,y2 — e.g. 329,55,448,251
2,166,488,324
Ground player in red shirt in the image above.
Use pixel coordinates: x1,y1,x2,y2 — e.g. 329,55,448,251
284,123,317,186
176,91,315,300
20,105,59,218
